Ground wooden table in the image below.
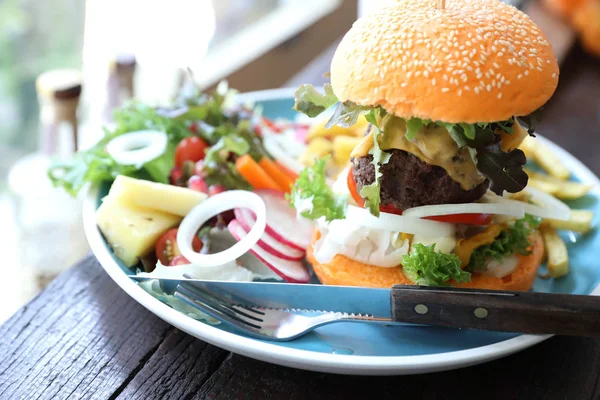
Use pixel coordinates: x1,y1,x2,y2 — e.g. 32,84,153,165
1,44,599,400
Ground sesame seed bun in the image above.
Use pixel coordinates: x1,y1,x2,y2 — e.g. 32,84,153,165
307,231,544,291
330,0,559,123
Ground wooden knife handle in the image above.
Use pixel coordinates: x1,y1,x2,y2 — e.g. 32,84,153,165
390,285,600,337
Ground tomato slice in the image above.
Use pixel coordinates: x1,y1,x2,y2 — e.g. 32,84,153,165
346,168,492,225
155,228,202,265
175,136,209,168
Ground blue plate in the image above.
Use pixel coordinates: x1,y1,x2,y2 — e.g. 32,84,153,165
85,89,600,375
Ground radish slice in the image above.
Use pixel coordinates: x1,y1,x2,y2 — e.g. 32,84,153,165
346,205,456,237
254,189,314,250
106,130,167,166
177,191,266,267
234,208,305,261
228,219,310,283
403,202,525,219
237,206,305,252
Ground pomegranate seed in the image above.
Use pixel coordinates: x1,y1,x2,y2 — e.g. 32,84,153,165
188,175,208,193
208,184,227,197
170,167,183,186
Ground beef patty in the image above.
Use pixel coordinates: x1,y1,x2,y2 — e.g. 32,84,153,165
352,148,489,210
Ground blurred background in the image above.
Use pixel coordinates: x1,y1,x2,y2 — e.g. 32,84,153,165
0,0,598,322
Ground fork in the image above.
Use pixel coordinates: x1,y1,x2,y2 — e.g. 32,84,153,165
173,281,600,341
173,281,399,341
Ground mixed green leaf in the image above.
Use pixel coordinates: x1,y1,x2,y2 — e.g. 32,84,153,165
402,243,471,286
287,157,347,221
49,82,264,195
468,214,542,272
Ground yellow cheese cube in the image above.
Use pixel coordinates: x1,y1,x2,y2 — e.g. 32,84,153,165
96,196,181,266
109,175,207,217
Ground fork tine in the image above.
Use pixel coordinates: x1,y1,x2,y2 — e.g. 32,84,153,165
175,283,269,329
230,304,266,316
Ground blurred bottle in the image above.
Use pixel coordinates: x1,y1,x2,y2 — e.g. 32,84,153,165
103,54,136,123
7,69,89,294
36,69,82,156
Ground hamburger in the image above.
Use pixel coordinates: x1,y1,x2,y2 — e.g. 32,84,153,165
290,0,559,290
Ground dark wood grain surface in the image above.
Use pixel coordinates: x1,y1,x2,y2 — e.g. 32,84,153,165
0,44,599,400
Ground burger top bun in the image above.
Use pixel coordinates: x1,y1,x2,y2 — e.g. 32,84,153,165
330,0,560,123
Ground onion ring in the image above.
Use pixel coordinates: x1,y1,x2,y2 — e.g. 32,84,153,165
106,130,168,166
177,191,266,267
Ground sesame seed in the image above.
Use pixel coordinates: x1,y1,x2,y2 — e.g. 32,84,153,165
552,73,557,78
431,78,436,86
401,82,408,87
441,88,450,93
517,74,523,79
486,85,492,92
498,93,503,99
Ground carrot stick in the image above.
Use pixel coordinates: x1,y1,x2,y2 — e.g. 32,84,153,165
276,161,299,181
235,155,283,191
259,158,295,192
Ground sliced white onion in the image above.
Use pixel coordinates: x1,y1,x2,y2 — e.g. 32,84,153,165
262,132,305,173
177,190,266,267
403,202,525,219
346,205,455,237
523,186,571,220
106,130,168,166
484,188,571,221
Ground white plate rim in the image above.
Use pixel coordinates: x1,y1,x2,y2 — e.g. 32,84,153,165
84,88,600,375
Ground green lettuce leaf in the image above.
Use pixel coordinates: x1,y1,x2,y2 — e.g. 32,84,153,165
402,243,471,286
203,135,252,190
293,84,339,118
359,110,391,217
325,101,371,129
405,118,429,140
468,214,541,272
288,157,347,221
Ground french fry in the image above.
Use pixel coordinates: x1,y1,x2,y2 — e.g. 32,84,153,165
519,135,536,159
527,177,561,196
540,224,569,278
545,210,595,234
526,169,594,200
307,115,368,140
299,137,332,165
526,137,570,180
332,136,362,165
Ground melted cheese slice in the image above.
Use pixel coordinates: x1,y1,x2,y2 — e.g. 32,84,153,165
350,116,485,191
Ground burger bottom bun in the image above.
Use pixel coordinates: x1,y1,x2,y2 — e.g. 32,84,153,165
306,232,544,292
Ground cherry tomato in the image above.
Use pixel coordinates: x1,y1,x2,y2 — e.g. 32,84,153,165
175,136,209,168
169,255,190,266
346,168,492,225
155,228,202,265
188,175,208,194
427,213,493,225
